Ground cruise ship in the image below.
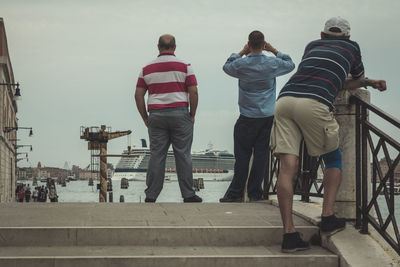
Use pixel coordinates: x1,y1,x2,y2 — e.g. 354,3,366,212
112,140,235,181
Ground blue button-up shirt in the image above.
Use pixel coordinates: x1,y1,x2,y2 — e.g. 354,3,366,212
223,52,295,118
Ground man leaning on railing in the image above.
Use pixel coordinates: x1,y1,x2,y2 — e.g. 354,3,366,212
270,17,386,253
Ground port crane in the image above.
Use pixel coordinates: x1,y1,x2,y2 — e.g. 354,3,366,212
80,125,131,202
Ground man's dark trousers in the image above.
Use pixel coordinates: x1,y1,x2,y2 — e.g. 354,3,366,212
224,115,273,200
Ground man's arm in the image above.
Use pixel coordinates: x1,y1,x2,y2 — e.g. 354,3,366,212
222,44,250,77
263,41,295,76
343,75,387,91
134,87,148,127
187,85,198,123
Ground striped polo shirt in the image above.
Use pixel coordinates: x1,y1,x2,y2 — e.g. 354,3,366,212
136,52,197,111
278,38,364,110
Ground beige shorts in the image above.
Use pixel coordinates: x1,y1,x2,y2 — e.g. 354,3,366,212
270,96,339,157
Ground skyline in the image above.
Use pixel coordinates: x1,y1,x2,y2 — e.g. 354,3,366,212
1,0,399,168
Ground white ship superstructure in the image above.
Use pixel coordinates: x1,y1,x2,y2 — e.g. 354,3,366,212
113,141,234,181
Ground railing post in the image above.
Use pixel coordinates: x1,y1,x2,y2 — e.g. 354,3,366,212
360,105,369,234
301,148,311,202
263,150,271,200
355,99,362,228
333,89,370,219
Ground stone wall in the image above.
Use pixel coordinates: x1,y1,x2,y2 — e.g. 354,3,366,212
0,18,18,202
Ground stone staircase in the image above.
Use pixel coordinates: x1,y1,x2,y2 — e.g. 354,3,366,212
0,203,338,267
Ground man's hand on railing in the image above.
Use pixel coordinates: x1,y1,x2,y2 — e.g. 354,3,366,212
344,75,387,91
366,79,387,92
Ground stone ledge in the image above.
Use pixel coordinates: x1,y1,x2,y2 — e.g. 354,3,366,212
270,199,400,267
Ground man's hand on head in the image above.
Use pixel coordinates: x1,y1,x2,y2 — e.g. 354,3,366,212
239,44,250,57
263,41,278,55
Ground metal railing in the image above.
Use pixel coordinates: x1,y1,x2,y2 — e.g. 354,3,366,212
352,94,400,255
263,143,325,201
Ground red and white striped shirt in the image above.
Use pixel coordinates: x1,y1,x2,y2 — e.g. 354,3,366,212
136,52,197,111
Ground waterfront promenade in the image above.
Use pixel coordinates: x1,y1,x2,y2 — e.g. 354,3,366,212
0,201,397,267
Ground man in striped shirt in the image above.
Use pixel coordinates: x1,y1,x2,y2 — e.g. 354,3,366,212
271,17,386,252
135,34,201,203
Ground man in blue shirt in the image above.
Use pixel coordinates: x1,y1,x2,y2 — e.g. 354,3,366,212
220,31,295,202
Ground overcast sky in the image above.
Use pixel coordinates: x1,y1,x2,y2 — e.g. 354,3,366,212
1,0,399,169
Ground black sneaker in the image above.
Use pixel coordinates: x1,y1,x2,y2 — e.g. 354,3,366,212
144,198,156,203
281,232,310,253
320,214,346,236
183,195,202,203
219,196,243,203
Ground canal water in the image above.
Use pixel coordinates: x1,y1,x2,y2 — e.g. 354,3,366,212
24,180,231,203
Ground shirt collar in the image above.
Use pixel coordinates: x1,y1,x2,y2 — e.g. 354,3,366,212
247,52,263,57
158,52,175,57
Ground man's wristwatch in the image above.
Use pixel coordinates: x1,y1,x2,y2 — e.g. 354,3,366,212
361,77,368,89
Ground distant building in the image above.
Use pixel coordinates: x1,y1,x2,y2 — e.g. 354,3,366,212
79,170,95,180
372,158,400,183
72,165,79,175
18,163,113,181
0,18,18,202
17,169,27,180
17,163,71,181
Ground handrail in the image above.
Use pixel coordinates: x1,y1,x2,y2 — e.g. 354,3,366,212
350,95,400,128
352,93,400,255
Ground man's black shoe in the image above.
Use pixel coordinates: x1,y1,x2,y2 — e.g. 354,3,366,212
320,214,346,236
183,195,202,203
144,198,156,203
219,196,243,203
281,232,310,253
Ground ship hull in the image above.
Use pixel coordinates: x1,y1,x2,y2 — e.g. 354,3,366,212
113,145,235,182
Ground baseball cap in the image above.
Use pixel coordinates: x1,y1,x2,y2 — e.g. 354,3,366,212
323,17,351,37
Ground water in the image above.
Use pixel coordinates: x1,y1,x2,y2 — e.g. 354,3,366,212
28,180,231,203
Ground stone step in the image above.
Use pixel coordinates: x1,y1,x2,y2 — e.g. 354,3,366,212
0,226,319,247
0,245,338,267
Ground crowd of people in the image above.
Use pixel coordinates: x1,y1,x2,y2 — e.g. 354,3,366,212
16,180,58,203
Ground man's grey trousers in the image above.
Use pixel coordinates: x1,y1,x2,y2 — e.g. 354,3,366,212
145,108,195,200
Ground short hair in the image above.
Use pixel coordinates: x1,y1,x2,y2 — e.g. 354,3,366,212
158,35,176,50
248,31,264,49
321,31,350,40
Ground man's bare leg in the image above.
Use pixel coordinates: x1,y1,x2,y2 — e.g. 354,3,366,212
322,167,342,216
276,153,299,233
320,166,345,236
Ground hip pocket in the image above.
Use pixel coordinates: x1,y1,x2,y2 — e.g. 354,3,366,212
323,119,339,151
148,113,154,126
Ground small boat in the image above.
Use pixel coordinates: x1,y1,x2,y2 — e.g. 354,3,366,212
67,176,77,181
379,184,400,195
